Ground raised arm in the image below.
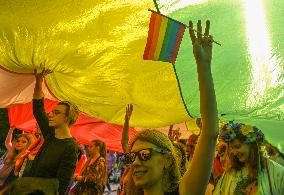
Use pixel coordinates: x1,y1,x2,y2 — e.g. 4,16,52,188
168,125,174,140
121,104,133,153
33,69,53,138
179,20,219,195
5,126,15,151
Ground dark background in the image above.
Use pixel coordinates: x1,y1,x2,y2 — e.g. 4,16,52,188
0,108,10,155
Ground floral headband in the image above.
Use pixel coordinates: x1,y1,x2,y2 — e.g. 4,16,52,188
219,122,264,144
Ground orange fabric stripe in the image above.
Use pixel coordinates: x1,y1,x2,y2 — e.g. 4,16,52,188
143,13,157,60
147,13,162,59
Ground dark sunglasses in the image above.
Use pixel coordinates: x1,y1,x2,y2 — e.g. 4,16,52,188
123,148,168,165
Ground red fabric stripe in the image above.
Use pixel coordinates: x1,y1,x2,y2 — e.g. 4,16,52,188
169,25,186,64
143,13,157,59
8,99,136,152
147,13,162,59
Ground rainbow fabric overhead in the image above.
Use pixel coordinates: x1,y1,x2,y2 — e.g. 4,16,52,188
0,0,283,151
143,10,186,64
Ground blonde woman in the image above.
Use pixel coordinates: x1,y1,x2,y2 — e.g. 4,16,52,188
123,20,219,195
0,127,34,188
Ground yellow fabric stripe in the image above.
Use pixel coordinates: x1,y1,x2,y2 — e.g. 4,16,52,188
0,0,191,127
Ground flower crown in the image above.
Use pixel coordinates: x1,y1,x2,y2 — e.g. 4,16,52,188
218,121,264,144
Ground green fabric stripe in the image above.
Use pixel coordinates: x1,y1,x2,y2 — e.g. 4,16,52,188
159,19,175,61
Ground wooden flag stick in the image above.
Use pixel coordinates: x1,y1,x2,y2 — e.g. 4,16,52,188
148,9,222,46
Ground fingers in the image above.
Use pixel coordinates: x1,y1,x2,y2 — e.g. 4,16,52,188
127,104,133,110
197,20,202,39
45,69,53,74
204,20,210,37
125,104,133,119
38,68,53,77
188,20,196,45
190,20,212,47
204,35,213,48
128,104,133,116
41,68,46,75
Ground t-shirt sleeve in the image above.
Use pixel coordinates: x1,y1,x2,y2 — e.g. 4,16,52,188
33,98,53,138
56,141,78,195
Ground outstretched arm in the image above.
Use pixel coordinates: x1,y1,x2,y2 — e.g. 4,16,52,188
179,20,218,195
33,69,53,138
5,126,15,151
121,104,133,153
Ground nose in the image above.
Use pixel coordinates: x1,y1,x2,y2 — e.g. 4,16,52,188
132,154,142,166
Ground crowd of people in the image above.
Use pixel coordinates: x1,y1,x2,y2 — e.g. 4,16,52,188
0,20,283,195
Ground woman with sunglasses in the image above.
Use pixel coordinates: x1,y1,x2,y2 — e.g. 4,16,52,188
123,20,219,195
0,127,34,189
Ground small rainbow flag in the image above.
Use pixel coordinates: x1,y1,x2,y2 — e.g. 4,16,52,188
143,10,186,64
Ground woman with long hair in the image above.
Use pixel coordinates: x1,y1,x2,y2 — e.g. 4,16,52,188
72,139,108,195
214,122,284,194
123,20,219,195
0,127,34,188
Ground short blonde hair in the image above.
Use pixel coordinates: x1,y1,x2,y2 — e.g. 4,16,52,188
58,101,79,126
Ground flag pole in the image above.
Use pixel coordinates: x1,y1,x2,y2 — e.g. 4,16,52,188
148,9,221,46
153,0,161,13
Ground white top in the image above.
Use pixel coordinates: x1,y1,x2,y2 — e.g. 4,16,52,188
213,167,252,195
259,158,284,195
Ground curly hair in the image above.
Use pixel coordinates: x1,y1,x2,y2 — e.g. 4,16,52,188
125,129,181,195
173,142,187,177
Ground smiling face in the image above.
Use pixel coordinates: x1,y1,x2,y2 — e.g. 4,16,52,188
130,140,166,189
231,139,250,163
14,136,28,152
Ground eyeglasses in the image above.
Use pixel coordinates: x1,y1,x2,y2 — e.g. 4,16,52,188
49,110,66,116
123,148,168,165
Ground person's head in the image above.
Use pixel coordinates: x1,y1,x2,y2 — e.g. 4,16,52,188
48,101,79,128
89,139,107,158
219,122,264,177
14,133,34,152
125,129,180,194
185,134,199,159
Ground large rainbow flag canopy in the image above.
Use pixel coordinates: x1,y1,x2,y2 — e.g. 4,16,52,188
0,0,283,151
